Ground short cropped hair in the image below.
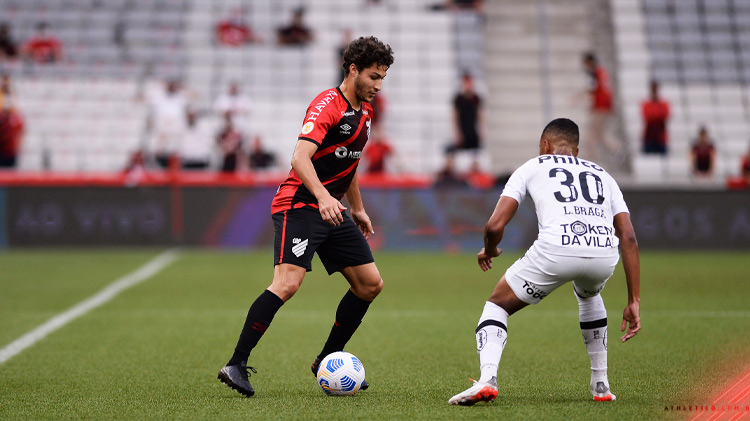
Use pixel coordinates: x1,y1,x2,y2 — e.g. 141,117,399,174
542,118,580,146
343,36,394,76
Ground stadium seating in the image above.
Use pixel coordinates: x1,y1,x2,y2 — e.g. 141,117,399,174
483,0,592,175
7,0,460,174
4,0,187,171
5,0,749,184
614,0,750,184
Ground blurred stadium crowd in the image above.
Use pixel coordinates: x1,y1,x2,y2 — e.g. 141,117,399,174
0,0,749,188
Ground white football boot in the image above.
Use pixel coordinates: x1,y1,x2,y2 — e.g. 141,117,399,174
592,381,616,401
449,377,498,406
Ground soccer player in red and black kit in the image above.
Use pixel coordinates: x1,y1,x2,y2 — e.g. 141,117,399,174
218,36,394,397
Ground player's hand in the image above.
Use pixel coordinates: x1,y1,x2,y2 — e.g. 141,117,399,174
351,209,375,240
477,247,502,272
318,195,346,226
620,301,641,342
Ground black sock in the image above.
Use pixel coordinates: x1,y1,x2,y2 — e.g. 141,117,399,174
227,289,285,367
316,289,372,361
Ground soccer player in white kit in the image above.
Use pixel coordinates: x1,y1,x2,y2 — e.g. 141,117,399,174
449,118,641,405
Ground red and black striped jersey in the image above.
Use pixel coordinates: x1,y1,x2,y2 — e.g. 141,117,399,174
271,87,373,214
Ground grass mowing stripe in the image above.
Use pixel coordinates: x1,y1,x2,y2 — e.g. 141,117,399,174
0,249,180,365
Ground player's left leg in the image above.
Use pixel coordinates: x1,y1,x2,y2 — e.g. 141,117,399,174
318,263,382,361
573,254,618,401
312,263,382,380
576,292,615,401
312,215,379,387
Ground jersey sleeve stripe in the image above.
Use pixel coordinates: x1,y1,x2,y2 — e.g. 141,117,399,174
299,137,321,145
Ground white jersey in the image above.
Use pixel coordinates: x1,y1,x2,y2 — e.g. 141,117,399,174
501,154,629,258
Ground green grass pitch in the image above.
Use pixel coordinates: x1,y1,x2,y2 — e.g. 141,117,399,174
1,249,748,419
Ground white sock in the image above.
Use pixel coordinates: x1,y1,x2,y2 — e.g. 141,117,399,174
576,293,609,390
476,301,508,384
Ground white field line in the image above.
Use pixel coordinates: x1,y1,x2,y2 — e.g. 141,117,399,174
0,249,181,365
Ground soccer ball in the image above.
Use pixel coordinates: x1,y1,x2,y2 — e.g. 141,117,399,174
316,351,366,396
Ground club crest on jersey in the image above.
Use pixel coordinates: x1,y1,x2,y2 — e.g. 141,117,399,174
301,122,315,135
335,146,362,159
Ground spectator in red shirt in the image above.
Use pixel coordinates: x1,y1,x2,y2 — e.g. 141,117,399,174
215,9,261,47
641,80,670,155
363,134,393,174
0,74,24,169
691,126,716,177
21,22,63,64
581,52,622,164
369,90,387,132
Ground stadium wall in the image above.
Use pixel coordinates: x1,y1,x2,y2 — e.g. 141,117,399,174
1,179,749,250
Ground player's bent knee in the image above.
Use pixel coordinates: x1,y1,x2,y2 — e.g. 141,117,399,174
269,266,305,301
268,282,299,302
488,277,528,315
370,277,384,297
354,277,382,301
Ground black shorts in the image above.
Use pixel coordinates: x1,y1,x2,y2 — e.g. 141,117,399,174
272,207,375,275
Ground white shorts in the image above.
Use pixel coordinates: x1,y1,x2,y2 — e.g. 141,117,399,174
505,246,619,305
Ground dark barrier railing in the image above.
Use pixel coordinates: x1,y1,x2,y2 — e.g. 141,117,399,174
1,172,749,249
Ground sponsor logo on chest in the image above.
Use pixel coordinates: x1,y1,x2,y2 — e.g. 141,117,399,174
335,146,362,159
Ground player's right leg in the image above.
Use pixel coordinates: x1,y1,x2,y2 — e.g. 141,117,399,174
575,281,618,401
450,275,527,405
576,292,615,401
218,264,305,397
219,209,317,397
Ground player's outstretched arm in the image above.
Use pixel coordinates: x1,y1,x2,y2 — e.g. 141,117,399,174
291,140,346,226
614,212,641,342
478,197,519,271
345,171,374,240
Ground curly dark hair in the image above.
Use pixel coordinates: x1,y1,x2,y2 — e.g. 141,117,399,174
342,36,394,76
